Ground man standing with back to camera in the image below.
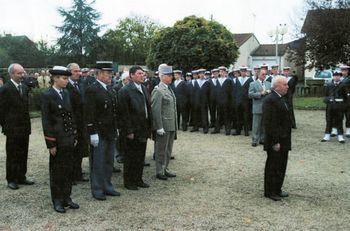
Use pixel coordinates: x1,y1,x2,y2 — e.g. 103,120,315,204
262,76,292,201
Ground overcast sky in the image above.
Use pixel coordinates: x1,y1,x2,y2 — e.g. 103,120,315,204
0,0,305,44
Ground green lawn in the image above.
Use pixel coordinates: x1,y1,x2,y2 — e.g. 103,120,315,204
294,97,325,110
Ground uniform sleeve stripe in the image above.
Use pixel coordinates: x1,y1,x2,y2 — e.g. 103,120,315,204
44,136,56,141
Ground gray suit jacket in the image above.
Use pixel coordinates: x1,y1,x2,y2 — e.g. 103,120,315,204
248,80,272,114
151,82,177,132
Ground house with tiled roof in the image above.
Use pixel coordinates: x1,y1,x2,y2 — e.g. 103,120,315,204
233,33,260,68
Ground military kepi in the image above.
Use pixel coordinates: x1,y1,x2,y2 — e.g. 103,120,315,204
158,64,173,75
96,61,113,71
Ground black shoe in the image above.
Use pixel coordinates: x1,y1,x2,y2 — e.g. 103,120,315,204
259,141,264,145
232,131,241,136
265,194,281,201
156,174,168,180
244,131,249,136
279,191,289,197
106,190,121,196
153,153,155,160
190,128,199,132
330,134,337,137
182,126,188,131
64,200,80,209
225,131,231,136
53,201,66,213
203,129,209,134
125,185,138,190
346,134,350,138
18,179,35,185
170,156,175,160
252,143,257,147
339,140,345,144
144,162,150,167
7,182,19,190
113,167,121,173
72,181,77,185
93,194,106,201
211,130,220,134
137,182,150,188
165,171,176,178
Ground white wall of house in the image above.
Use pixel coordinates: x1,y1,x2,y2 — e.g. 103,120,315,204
234,36,260,68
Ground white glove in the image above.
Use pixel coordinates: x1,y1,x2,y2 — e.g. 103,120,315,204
157,128,166,136
90,134,99,147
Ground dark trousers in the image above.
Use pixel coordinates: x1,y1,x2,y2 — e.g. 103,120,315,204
72,130,88,180
209,101,217,126
123,139,147,186
6,135,29,183
345,106,350,128
200,104,209,131
236,102,250,134
325,104,344,134
288,98,296,128
264,149,289,196
49,146,74,202
177,104,189,130
215,104,231,133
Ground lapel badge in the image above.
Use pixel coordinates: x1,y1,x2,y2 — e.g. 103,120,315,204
58,105,62,109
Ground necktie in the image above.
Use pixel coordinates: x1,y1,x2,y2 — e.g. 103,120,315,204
18,84,23,97
74,82,80,92
59,90,64,100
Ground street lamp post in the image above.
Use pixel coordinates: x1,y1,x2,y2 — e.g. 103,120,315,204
268,24,288,71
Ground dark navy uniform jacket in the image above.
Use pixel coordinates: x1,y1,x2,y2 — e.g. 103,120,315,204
41,87,77,149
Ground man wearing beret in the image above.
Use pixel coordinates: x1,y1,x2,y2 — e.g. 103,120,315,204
85,61,120,200
41,66,79,213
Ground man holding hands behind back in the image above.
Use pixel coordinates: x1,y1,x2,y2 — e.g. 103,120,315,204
152,64,177,180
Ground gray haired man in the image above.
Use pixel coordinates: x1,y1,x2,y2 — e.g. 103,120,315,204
152,64,177,180
249,69,272,147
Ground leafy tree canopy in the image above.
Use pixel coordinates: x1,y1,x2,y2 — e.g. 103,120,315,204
146,15,239,72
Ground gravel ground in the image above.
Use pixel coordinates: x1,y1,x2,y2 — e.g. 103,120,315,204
0,110,349,231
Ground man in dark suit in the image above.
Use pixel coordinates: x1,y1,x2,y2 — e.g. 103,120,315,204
208,69,219,128
232,66,254,136
283,67,298,129
66,63,89,183
171,70,189,131
189,70,200,131
193,69,210,133
85,61,120,200
41,66,79,213
262,76,292,201
0,63,34,190
118,66,152,190
211,66,233,135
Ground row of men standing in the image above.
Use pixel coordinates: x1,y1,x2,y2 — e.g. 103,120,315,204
170,65,297,145
0,62,178,213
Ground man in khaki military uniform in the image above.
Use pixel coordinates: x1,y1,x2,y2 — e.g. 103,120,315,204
152,64,177,180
